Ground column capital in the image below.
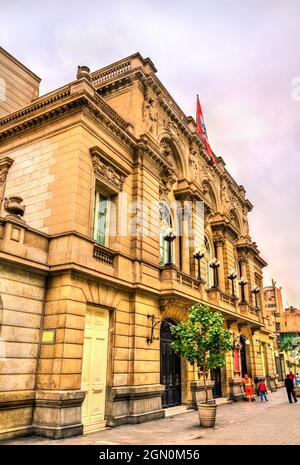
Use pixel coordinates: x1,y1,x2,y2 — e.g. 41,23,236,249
214,236,225,247
226,319,238,329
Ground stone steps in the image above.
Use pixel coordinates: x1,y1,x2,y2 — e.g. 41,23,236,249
215,397,233,406
164,405,189,417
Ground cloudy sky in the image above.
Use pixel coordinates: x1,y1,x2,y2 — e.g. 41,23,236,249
1,0,299,306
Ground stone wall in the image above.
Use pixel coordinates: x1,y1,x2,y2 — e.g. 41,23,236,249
0,262,46,439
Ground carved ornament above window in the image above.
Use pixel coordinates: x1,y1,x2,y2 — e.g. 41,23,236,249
90,146,130,193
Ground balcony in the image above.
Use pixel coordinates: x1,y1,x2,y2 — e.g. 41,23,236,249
93,243,116,266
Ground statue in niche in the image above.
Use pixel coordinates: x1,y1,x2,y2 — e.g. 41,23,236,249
220,181,231,213
189,151,198,178
161,140,176,171
242,207,250,236
143,96,158,135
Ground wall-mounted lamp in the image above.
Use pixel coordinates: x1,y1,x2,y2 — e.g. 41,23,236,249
233,334,250,349
210,258,220,288
238,277,248,304
251,285,260,309
146,314,161,344
163,228,176,265
228,270,237,297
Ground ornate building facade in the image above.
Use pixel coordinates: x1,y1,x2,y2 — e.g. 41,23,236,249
0,49,277,440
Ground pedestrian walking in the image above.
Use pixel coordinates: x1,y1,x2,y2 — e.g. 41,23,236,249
296,373,300,387
240,374,255,401
285,374,298,403
289,371,295,385
257,378,268,402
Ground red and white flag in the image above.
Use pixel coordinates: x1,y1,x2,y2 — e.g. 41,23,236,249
196,95,216,165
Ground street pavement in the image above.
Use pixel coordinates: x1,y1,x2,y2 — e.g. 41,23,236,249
2,388,300,445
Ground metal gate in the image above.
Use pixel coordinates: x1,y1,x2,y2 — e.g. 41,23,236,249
160,319,181,408
211,367,222,398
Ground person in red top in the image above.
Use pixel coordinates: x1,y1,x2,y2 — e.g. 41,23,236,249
257,379,268,402
289,371,295,385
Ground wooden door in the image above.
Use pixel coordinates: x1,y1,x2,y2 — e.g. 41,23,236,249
81,307,109,433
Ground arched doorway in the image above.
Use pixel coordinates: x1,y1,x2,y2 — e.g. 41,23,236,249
160,319,181,408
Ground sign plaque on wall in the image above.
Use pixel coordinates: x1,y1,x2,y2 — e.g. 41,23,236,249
41,329,56,344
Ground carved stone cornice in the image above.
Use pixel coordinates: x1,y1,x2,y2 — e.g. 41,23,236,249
236,240,267,268
209,215,240,240
0,83,136,150
90,146,130,192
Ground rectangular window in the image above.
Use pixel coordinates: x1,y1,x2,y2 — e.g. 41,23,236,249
94,192,109,246
276,323,281,332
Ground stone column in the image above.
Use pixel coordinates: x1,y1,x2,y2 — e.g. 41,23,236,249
214,237,225,292
33,274,86,439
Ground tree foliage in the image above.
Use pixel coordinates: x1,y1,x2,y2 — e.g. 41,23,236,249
170,304,232,403
280,336,300,370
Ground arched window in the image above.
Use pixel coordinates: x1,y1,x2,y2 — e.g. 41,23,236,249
159,202,173,266
205,236,213,288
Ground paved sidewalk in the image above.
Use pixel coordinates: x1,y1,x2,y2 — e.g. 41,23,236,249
3,388,300,445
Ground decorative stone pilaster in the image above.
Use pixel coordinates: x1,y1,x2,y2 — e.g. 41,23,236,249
0,157,14,209
229,378,243,401
188,380,215,409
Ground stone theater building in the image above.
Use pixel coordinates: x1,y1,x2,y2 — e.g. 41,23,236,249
0,47,277,440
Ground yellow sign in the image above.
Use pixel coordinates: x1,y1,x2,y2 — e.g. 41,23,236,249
42,329,55,344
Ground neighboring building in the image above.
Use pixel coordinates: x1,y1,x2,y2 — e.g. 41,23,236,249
282,306,300,336
280,306,300,373
264,281,286,384
0,47,40,117
0,49,277,440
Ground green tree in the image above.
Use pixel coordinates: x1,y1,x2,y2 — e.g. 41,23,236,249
280,336,300,372
170,304,233,403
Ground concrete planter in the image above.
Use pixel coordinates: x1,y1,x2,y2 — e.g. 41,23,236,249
197,400,217,427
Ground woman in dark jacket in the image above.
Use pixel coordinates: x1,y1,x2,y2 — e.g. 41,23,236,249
285,374,298,403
